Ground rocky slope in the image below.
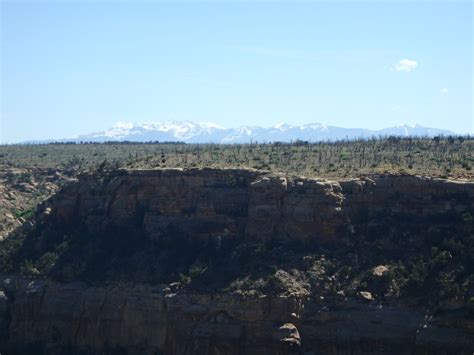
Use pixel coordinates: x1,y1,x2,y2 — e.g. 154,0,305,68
0,166,71,241
0,168,473,354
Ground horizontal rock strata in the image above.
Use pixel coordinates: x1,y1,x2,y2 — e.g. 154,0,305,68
1,169,473,354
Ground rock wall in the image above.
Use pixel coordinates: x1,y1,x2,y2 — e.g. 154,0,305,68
2,278,473,355
1,169,473,354
40,168,474,245
47,168,348,245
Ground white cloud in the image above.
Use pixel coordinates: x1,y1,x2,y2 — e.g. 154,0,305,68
394,59,418,72
440,88,449,96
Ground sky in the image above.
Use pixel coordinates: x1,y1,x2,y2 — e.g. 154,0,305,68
1,0,472,143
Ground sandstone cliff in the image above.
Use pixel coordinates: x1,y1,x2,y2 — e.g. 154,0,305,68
0,169,473,354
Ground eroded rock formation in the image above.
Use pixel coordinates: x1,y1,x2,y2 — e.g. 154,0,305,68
1,168,473,354
33,168,474,245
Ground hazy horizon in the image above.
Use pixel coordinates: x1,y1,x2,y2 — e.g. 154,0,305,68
1,0,472,143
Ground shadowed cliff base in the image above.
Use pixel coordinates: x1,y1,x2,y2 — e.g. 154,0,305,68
0,168,473,354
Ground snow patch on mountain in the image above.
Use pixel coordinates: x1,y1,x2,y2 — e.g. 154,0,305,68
68,121,456,143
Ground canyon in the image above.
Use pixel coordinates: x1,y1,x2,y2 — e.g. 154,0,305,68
1,168,473,354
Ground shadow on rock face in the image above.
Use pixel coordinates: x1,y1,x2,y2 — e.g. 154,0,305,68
0,169,473,354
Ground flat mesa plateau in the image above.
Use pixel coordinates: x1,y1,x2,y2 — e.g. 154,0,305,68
0,167,473,354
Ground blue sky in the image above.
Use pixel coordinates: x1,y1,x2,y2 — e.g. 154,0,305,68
1,0,472,142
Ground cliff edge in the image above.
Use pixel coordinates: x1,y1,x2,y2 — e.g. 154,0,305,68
1,168,473,354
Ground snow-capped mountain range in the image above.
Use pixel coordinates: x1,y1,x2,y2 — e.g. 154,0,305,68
67,121,454,143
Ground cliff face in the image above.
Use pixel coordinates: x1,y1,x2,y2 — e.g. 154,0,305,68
1,169,473,354
3,278,472,355
49,169,347,245
34,168,474,245
3,275,474,355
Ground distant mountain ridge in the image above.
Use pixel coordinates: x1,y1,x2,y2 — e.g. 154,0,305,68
40,121,456,144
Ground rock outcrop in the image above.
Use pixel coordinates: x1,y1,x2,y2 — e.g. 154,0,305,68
45,168,347,245
0,168,473,354
34,169,474,245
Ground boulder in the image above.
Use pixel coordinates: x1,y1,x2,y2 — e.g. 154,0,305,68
274,323,301,347
372,265,389,277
